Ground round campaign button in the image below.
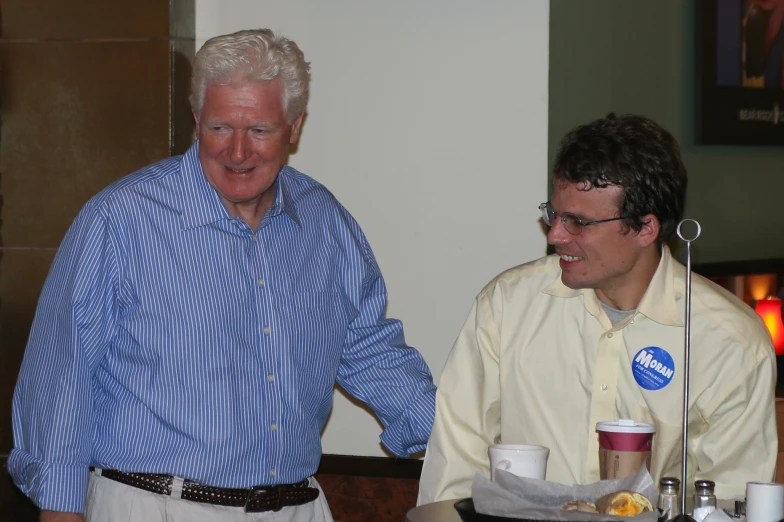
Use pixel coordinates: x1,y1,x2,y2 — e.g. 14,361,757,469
632,346,675,391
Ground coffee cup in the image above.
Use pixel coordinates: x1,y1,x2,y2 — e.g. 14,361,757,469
746,482,784,522
488,444,549,481
596,419,655,480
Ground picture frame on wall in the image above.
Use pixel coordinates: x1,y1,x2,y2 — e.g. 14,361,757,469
697,0,784,145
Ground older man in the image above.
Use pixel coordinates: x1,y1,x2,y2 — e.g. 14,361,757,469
11,29,436,522
418,114,776,504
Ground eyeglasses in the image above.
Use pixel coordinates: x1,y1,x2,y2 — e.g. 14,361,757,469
539,201,636,236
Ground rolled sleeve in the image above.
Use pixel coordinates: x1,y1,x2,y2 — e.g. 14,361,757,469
336,239,436,458
9,204,119,512
8,452,90,512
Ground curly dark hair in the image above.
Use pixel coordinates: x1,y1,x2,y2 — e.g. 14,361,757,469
552,113,687,245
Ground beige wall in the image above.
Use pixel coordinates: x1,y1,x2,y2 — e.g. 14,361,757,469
196,0,551,457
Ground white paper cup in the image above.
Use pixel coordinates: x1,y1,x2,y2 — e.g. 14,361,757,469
596,419,655,480
488,444,549,481
746,482,784,522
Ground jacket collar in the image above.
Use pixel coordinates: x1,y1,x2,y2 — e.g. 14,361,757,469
542,245,684,327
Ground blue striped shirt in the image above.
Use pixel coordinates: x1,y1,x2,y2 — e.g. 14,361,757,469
9,143,437,513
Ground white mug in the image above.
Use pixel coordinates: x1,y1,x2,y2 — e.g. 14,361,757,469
746,482,784,522
488,444,549,481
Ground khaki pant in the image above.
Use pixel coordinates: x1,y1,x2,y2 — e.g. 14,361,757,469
84,471,334,522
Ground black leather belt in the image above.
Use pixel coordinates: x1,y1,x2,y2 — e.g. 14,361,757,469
93,468,319,512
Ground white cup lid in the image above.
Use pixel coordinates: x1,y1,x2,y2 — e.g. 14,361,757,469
596,419,656,433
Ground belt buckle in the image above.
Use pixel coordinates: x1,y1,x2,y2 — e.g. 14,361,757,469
245,484,286,513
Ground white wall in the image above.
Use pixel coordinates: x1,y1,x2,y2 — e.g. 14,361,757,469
196,0,550,457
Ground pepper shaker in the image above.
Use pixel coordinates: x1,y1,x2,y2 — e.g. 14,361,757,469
658,477,682,521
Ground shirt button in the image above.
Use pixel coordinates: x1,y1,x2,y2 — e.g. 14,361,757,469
269,469,276,477
601,385,608,391
257,278,265,286
263,326,270,334
608,333,614,338
271,423,278,431
267,374,275,382
630,319,634,324
252,235,258,242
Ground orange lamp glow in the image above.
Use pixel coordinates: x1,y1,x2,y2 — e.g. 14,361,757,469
756,297,784,355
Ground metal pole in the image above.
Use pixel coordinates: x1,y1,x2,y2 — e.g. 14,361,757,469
676,219,701,517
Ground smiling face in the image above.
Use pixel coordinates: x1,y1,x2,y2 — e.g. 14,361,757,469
547,179,660,310
194,80,303,225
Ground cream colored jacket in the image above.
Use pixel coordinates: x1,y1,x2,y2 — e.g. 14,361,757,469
418,247,776,503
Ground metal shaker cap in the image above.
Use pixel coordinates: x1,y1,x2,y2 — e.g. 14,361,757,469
660,477,681,489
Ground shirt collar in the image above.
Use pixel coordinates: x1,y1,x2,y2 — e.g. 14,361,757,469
271,166,302,228
179,141,301,230
542,245,684,327
636,245,684,327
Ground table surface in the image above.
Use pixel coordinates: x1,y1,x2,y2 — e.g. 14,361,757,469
406,499,464,522
406,498,741,522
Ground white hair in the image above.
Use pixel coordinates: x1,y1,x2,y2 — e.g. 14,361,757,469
190,29,311,123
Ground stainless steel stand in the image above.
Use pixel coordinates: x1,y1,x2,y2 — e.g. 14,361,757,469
672,219,702,522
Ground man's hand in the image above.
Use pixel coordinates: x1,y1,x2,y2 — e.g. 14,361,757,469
40,511,85,522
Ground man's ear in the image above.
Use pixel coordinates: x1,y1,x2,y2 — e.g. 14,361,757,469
193,111,200,139
290,113,305,144
637,213,660,248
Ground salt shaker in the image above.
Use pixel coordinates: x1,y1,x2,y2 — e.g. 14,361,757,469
657,477,681,521
691,480,717,522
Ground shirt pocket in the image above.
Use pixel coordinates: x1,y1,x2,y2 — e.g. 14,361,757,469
278,291,347,364
635,404,684,481
280,291,340,324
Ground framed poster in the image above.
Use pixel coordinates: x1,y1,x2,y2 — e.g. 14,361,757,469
697,0,784,145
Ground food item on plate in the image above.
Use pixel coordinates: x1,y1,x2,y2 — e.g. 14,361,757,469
596,490,654,516
561,500,599,513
